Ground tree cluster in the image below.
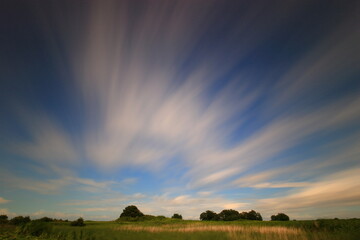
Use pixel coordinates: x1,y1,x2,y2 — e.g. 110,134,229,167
200,210,219,221
171,213,182,219
35,217,54,222
200,209,263,221
271,213,290,221
70,217,85,226
9,216,31,225
118,206,182,221
0,215,71,225
1,207,291,224
119,205,144,218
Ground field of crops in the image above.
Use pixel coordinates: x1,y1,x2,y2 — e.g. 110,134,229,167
1,218,359,240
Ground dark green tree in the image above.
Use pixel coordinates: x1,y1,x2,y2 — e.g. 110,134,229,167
70,217,85,226
271,213,290,221
171,213,182,219
218,209,241,221
256,212,263,221
0,215,8,224
37,217,54,222
247,210,263,221
10,216,31,225
200,210,219,221
239,212,248,219
119,205,144,218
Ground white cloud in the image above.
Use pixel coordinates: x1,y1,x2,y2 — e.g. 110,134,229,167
252,182,311,189
132,193,146,199
256,168,360,213
0,169,119,195
77,207,120,212
233,130,360,191
52,0,300,175
197,191,213,197
0,173,69,195
0,208,16,218
0,197,10,204
190,168,241,188
7,111,79,167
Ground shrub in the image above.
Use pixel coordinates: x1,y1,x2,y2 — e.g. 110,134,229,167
39,217,54,222
200,210,219,221
247,210,263,221
117,215,168,222
117,216,142,222
10,216,31,225
119,205,144,219
0,214,8,224
17,221,52,236
139,215,158,221
70,217,85,226
271,213,290,221
200,210,263,221
218,209,241,221
171,213,182,219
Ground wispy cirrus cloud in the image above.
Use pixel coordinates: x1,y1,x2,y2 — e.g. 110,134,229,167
233,129,360,189
255,168,360,216
0,197,10,204
186,94,360,190
2,110,80,179
6,0,358,187
0,168,126,195
46,1,302,174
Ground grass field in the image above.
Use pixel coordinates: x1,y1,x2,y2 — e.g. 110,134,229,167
1,218,359,240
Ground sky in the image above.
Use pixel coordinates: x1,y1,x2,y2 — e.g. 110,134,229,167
0,0,359,221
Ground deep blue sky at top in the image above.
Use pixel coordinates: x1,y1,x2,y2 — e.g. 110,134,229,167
0,1,350,146
1,1,355,110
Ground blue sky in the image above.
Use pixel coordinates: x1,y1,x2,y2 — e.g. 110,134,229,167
0,0,359,220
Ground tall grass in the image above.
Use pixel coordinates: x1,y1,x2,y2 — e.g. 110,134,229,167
1,219,359,240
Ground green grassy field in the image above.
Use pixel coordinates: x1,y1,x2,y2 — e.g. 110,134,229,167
1,219,359,240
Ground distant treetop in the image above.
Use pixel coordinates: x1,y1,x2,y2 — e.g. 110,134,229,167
271,213,290,221
200,209,262,221
200,210,219,221
120,205,144,218
171,213,182,219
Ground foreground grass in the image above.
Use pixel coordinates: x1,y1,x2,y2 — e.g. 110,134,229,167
1,219,359,240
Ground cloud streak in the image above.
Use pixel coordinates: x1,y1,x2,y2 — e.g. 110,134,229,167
0,168,125,195
256,168,360,217
0,197,10,204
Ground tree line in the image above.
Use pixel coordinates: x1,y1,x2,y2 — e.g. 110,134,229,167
200,209,263,221
0,215,85,226
0,206,290,225
118,205,183,221
117,205,290,221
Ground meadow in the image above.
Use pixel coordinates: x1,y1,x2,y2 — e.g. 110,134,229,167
1,218,360,240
